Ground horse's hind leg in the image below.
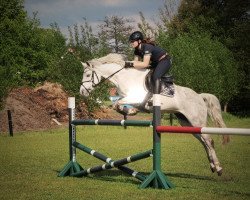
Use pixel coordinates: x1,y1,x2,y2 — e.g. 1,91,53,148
200,93,230,144
175,113,222,176
193,134,223,176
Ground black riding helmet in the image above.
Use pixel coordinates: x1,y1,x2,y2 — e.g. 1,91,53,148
129,31,143,42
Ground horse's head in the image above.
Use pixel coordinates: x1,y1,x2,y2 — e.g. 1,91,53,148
80,54,126,97
80,61,101,96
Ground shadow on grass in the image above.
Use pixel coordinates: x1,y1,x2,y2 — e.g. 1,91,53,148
84,169,141,185
54,169,140,184
165,172,215,181
55,168,250,197
55,168,217,185
55,168,232,183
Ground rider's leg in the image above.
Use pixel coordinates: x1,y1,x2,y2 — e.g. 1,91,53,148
152,58,171,82
152,59,171,95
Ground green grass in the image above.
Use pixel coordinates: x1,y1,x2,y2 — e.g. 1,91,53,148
0,115,250,200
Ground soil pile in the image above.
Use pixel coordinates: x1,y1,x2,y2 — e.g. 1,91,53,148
0,82,150,133
0,82,83,132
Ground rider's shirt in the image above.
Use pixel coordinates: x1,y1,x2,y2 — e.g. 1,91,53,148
134,43,166,65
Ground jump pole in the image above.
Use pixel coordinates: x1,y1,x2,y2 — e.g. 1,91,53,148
71,141,149,181
139,79,174,189
156,126,250,136
71,141,152,178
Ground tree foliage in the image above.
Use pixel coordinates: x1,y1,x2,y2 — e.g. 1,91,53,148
158,0,249,113
0,0,28,106
98,16,134,53
137,12,156,39
67,18,101,61
0,0,67,109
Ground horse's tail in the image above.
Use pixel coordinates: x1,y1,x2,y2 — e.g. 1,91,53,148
200,93,230,144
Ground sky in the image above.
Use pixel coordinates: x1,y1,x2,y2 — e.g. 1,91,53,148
24,0,180,37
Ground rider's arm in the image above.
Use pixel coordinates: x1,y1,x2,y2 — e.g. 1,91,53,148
134,55,140,61
133,54,151,69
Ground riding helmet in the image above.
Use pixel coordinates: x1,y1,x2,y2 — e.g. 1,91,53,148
129,31,143,42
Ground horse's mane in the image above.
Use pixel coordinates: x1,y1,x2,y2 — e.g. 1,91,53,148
92,53,127,66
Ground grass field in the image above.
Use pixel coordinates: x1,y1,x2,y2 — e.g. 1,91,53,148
0,113,249,200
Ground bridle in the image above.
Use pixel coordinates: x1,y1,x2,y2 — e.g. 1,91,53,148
81,62,125,95
81,69,100,95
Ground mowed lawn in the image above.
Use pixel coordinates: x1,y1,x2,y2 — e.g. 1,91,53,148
0,114,249,200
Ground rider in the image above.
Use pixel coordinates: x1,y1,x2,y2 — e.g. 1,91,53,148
125,31,172,92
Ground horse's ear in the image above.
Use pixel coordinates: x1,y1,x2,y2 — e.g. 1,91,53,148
81,62,89,68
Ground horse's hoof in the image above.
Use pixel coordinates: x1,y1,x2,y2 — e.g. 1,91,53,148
210,166,216,173
217,169,223,176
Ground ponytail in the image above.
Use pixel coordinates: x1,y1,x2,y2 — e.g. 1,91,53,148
142,37,156,46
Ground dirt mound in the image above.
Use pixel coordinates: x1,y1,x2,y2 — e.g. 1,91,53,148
0,82,150,134
0,82,87,133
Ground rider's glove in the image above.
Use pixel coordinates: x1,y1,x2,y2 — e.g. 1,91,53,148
124,61,134,68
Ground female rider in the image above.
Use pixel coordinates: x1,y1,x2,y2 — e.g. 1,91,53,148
125,31,171,90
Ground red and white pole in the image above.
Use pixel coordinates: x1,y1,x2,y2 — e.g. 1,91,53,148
156,126,250,136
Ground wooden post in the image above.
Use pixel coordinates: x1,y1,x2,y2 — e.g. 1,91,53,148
7,110,13,137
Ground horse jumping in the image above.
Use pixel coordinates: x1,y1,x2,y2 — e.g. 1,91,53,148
80,53,228,176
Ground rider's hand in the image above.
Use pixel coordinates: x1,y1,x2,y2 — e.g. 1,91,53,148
124,61,134,68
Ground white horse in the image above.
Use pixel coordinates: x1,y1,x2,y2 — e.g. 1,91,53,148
80,53,228,176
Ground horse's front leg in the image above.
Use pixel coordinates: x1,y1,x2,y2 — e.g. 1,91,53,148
112,98,139,116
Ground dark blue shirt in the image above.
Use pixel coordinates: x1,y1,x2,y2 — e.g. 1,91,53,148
134,43,166,64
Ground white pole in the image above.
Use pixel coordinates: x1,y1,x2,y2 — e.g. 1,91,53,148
68,97,76,162
68,97,75,109
201,127,250,136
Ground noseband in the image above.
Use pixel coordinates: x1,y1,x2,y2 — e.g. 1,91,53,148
81,69,100,95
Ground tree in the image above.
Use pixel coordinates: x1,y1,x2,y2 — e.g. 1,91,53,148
0,0,67,109
159,0,249,114
216,0,250,115
98,15,134,53
137,12,156,39
0,0,30,108
158,0,181,32
67,17,113,60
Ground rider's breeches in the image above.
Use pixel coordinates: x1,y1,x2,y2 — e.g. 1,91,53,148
152,58,171,82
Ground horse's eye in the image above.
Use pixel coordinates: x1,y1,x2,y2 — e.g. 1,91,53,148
86,74,91,77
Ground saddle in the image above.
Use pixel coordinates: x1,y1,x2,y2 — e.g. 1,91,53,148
135,70,175,111
145,70,175,97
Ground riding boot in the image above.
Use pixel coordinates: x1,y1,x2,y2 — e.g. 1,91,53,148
153,79,161,94
138,92,153,112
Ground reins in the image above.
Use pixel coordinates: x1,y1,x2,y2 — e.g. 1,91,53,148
81,65,125,94
93,66,125,88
